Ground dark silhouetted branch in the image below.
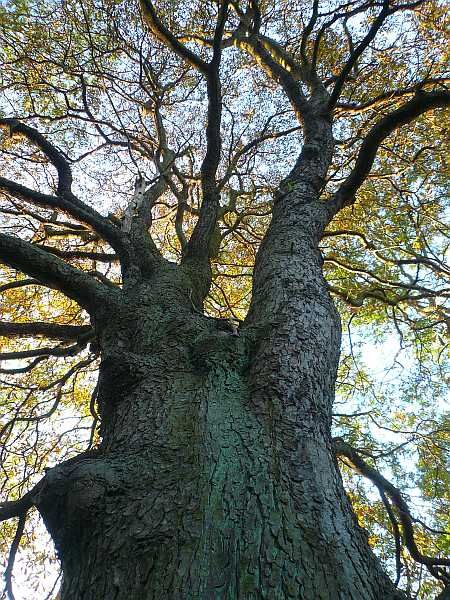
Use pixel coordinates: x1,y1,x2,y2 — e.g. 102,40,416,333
334,437,450,581
139,0,208,74
0,321,92,340
329,90,450,215
328,1,391,109
0,232,117,311
184,1,229,264
0,118,73,195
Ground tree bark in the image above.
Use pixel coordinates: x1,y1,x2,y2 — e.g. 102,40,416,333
33,244,404,599
1,7,448,597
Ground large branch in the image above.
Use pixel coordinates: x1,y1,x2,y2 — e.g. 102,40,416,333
0,118,73,195
139,0,231,278
0,119,125,253
229,0,332,109
336,77,450,114
0,449,101,531
0,449,101,525
139,0,208,74
328,1,391,109
299,0,319,79
231,31,308,118
334,438,450,576
0,321,92,340
183,1,229,264
329,90,450,216
0,488,37,522
0,175,123,253
327,0,428,109
0,232,118,312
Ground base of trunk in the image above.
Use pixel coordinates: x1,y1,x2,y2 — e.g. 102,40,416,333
37,363,402,600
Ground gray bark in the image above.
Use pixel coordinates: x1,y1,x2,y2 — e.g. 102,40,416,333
33,246,403,599
32,114,404,599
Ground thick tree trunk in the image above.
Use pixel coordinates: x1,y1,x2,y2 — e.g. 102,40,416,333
34,258,403,600
33,113,403,598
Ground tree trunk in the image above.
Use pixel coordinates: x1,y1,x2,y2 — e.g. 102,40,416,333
33,242,403,599
31,114,402,600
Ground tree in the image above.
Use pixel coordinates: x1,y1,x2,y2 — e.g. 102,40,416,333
0,0,449,597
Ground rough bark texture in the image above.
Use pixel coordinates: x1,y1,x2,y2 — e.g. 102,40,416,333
28,113,407,600
34,234,402,598
34,266,401,599
1,4,449,593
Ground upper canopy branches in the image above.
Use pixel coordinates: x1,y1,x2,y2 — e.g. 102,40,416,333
0,116,131,308
330,89,450,214
0,0,447,310
0,119,122,248
140,0,230,267
0,0,447,317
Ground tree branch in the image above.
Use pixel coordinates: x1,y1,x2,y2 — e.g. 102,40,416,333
329,90,450,215
0,450,101,525
299,0,319,76
328,1,391,109
379,488,402,586
0,356,47,374
139,0,208,74
4,511,27,600
0,278,43,293
0,175,123,253
334,438,450,578
0,118,73,195
0,487,38,523
0,339,93,361
336,78,450,114
139,1,232,280
0,232,117,312
328,0,430,109
232,33,308,118
183,1,229,265
0,321,92,340
35,245,118,263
